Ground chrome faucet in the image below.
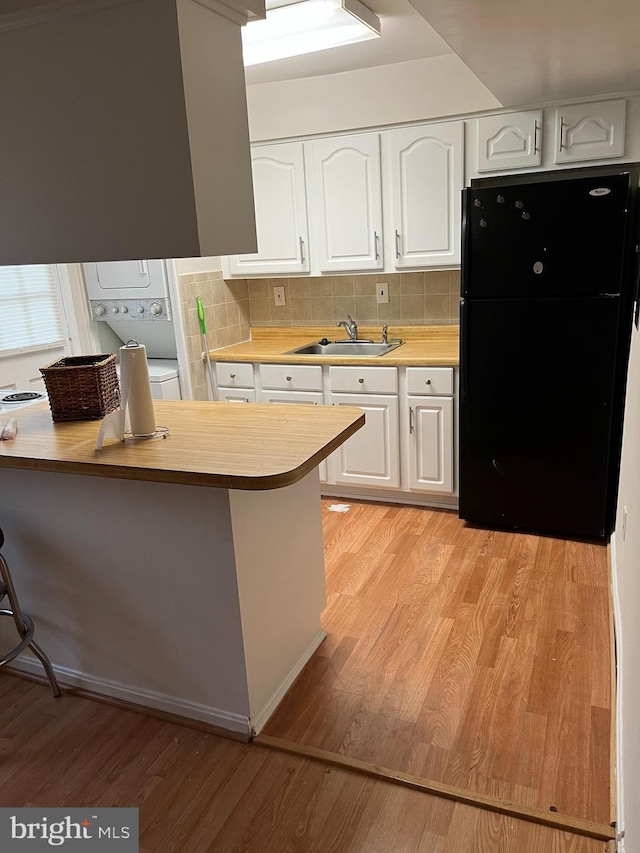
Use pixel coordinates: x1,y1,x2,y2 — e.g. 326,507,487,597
336,314,358,341
382,324,388,344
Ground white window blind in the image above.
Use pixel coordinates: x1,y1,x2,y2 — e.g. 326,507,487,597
0,265,66,356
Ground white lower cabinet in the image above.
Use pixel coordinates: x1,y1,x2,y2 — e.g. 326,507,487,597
258,372,327,482
404,367,455,495
330,392,399,488
406,396,453,493
213,359,456,500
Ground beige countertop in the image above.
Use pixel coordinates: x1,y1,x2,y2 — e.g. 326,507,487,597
208,325,460,366
0,400,364,490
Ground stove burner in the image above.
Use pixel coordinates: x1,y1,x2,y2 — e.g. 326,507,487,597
1,392,43,403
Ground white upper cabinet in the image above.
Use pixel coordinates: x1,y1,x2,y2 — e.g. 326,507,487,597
554,99,626,164
476,110,542,172
308,133,383,273
227,142,309,276
384,122,464,268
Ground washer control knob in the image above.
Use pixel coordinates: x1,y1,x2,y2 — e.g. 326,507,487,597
121,306,129,314
150,302,163,316
95,304,106,317
111,306,119,314
137,306,145,314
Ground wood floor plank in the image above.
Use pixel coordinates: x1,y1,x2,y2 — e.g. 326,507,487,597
265,500,613,826
0,674,611,852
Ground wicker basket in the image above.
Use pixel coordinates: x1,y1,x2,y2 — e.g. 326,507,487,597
40,354,120,422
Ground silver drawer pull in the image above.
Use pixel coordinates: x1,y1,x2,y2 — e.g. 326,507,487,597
286,376,292,381
425,379,432,385
358,378,364,384
230,373,236,379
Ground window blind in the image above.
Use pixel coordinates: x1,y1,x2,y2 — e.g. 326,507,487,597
0,265,66,355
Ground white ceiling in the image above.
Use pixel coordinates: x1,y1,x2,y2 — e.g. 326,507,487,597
408,0,640,105
245,0,640,107
243,0,452,86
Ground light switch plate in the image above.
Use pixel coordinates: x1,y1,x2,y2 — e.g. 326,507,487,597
273,286,286,306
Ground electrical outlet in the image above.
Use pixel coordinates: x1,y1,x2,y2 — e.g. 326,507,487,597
273,286,286,307
377,282,389,304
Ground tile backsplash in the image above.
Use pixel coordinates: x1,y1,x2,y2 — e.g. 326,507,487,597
177,270,250,400
242,271,461,328
177,269,460,399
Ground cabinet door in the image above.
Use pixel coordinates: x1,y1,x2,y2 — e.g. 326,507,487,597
217,387,256,403
385,122,463,268
227,142,309,276
554,99,626,163
477,110,542,172
407,395,453,493
309,133,383,272
330,393,399,488
259,390,327,482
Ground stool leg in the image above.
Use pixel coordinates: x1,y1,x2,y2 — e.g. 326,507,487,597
0,555,61,699
26,640,61,698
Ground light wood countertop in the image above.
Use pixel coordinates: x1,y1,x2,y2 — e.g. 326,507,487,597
0,400,364,490
208,325,459,366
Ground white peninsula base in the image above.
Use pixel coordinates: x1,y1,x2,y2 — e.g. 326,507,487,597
0,467,326,737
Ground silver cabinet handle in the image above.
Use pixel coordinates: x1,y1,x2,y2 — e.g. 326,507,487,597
286,376,292,381
425,379,432,385
374,231,379,260
558,116,565,151
395,229,400,259
534,119,540,153
358,378,364,384
409,406,414,434
299,236,305,264
230,373,236,379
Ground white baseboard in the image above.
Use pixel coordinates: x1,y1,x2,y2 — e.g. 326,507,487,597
250,629,327,736
610,533,625,851
7,656,251,736
320,486,459,510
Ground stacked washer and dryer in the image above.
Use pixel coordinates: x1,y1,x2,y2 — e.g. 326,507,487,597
83,260,185,400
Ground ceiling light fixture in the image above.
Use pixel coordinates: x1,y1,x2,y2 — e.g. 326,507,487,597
242,0,381,67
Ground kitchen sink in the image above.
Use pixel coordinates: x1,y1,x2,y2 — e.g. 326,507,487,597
285,340,404,357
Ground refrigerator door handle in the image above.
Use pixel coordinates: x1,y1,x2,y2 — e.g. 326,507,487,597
461,188,471,298
460,298,468,403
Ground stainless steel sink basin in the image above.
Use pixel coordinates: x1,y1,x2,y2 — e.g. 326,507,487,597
285,340,404,357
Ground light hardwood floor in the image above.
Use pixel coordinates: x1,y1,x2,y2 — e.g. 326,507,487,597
264,500,612,826
0,675,610,852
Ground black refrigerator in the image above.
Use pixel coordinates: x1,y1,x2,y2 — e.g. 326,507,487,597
460,164,640,539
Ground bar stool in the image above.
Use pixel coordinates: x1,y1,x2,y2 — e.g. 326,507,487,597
0,525,61,697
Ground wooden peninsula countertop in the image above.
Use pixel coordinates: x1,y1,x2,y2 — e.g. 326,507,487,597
209,325,460,366
0,400,364,490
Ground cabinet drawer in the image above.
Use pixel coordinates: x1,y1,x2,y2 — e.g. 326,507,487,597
260,363,323,391
217,387,256,403
406,367,453,396
260,390,324,405
214,362,254,389
329,366,397,394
